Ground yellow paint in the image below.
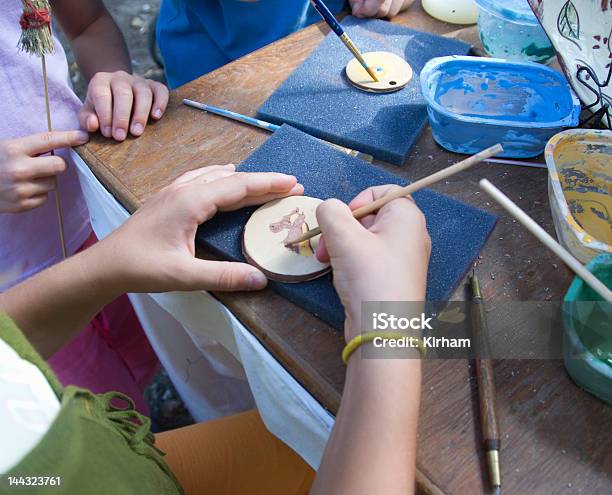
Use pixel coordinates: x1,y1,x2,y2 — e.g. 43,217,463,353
296,216,314,257
554,140,611,246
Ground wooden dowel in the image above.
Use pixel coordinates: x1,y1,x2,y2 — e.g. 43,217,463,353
288,144,504,245
480,179,612,302
42,55,67,259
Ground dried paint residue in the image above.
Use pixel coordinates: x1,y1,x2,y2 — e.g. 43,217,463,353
556,143,612,246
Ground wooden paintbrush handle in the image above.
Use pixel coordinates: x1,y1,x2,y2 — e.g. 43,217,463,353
288,143,503,245
351,143,503,220
471,298,500,445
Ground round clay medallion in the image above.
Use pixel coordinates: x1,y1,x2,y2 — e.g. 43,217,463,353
242,196,331,283
345,51,413,93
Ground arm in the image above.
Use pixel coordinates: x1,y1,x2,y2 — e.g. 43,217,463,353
51,0,169,141
0,166,303,358
51,0,130,79
311,186,431,494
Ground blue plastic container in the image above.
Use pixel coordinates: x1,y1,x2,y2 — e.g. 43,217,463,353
475,0,554,63
420,56,581,158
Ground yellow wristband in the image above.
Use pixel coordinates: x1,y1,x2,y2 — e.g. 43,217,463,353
342,332,426,364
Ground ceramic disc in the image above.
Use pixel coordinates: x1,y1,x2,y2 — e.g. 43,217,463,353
345,51,413,93
242,196,331,283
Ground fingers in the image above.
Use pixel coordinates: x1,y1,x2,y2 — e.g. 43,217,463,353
87,73,113,138
347,184,397,210
172,164,236,185
78,101,100,133
15,177,56,198
85,72,169,141
352,0,392,18
223,183,304,211
13,194,49,213
129,81,153,137
110,76,134,141
192,172,301,221
315,198,369,261
14,131,89,156
184,259,268,292
150,81,169,120
24,155,67,179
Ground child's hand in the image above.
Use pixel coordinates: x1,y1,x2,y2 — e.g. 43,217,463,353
95,166,304,294
315,185,431,342
78,71,169,142
0,131,89,213
349,0,414,18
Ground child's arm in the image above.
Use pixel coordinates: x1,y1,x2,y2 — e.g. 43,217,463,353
311,187,430,494
0,167,302,359
51,0,130,78
51,0,169,141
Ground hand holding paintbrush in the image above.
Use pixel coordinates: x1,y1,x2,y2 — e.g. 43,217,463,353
288,144,504,246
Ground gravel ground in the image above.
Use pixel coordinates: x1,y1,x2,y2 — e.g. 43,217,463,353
58,0,193,432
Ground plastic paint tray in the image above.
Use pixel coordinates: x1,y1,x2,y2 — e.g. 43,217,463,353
546,129,612,264
563,254,612,405
420,56,581,158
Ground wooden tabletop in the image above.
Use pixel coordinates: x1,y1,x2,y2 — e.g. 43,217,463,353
76,3,612,494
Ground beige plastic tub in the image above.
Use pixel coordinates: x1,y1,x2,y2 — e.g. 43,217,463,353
545,130,611,264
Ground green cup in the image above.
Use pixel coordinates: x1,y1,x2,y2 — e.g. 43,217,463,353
563,254,612,405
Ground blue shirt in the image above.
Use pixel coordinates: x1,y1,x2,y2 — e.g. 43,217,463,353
157,0,347,88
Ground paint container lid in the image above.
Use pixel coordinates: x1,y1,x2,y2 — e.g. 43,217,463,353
475,0,540,25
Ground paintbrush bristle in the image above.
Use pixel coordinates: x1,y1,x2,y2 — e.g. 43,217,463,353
18,0,55,57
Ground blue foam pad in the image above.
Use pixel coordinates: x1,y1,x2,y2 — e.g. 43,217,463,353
197,125,496,331
257,17,471,165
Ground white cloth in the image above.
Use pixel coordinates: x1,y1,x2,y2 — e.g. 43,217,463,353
71,151,335,468
0,338,59,473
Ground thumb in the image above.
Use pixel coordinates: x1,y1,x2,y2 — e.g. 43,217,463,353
315,198,365,260
78,101,99,132
186,259,268,292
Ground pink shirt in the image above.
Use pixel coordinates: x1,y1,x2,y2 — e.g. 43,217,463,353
0,3,91,291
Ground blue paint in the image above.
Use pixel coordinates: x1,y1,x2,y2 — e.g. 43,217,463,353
420,56,581,158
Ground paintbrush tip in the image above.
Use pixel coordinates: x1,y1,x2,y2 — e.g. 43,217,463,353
494,486,501,495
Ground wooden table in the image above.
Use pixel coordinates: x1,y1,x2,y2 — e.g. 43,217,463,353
77,3,612,493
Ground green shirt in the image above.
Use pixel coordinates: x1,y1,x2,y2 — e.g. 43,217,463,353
0,314,184,495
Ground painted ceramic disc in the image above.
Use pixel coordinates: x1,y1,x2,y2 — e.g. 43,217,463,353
242,196,331,283
345,51,413,93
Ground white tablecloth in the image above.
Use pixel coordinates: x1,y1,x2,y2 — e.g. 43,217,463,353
71,151,334,468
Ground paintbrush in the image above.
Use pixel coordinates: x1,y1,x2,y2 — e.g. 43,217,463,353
309,0,379,82
183,99,281,132
470,272,502,495
480,179,612,302
288,143,504,245
183,98,372,160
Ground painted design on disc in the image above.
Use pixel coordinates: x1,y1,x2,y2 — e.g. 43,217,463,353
242,196,330,283
345,51,413,93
